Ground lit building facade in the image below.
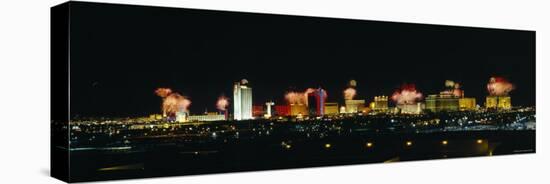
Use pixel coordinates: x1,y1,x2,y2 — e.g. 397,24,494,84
187,113,226,122
372,96,389,112
459,98,476,111
314,88,327,116
149,114,163,120
305,88,327,116
274,105,290,116
486,96,511,110
265,102,275,118
345,99,365,113
324,102,339,115
290,104,308,116
397,103,424,114
425,94,459,112
253,105,264,117
233,79,253,120
486,96,497,109
175,111,188,122
498,96,512,110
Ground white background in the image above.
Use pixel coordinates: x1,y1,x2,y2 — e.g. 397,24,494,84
0,0,548,183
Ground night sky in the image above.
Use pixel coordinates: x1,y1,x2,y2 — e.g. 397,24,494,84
67,2,535,117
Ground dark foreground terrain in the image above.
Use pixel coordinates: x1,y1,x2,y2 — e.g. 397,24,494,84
63,130,535,182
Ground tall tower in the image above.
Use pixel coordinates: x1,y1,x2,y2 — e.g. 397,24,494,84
265,101,274,118
315,88,326,116
233,79,253,120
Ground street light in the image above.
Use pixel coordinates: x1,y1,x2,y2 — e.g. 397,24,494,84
366,142,373,148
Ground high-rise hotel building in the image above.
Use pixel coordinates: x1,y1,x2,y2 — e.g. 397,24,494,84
233,79,253,120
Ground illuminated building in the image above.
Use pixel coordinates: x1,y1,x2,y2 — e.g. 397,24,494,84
314,88,327,116
233,79,253,120
459,98,476,111
274,105,290,116
486,96,497,109
253,105,264,117
324,102,339,115
307,88,327,116
486,96,511,110
397,103,424,114
307,95,317,115
149,114,163,120
372,96,389,112
425,94,459,112
290,104,308,116
175,111,188,122
218,110,228,120
340,106,346,113
265,101,274,118
345,99,365,113
187,113,226,122
498,96,512,110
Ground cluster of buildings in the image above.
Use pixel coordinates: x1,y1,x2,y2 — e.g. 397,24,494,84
152,79,513,123
485,96,512,110
233,81,512,120
392,80,511,114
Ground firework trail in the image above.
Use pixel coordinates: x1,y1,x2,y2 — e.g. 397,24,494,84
445,80,455,88
155,88,191,115
216,95,229,111
445,80,463,97
285,92,303,105
392,84,422,104
285,88,316,105
452,88,463,97
155,88,172,98
343,87,356,100
487,77,514,96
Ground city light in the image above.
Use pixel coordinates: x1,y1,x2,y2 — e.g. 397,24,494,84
366,142,373,148
68,78,534,178
53,3,536,181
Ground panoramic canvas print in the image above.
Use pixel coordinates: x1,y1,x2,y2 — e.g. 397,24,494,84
51,1,536,182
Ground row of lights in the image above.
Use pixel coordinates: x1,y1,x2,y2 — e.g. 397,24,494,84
285,139,485,149
405,139,484,147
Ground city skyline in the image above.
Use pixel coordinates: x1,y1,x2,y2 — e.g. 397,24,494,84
68,3,535,117
52,2,536,182
71,75,528,118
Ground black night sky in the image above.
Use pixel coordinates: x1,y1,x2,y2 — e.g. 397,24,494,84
67,2,535,117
